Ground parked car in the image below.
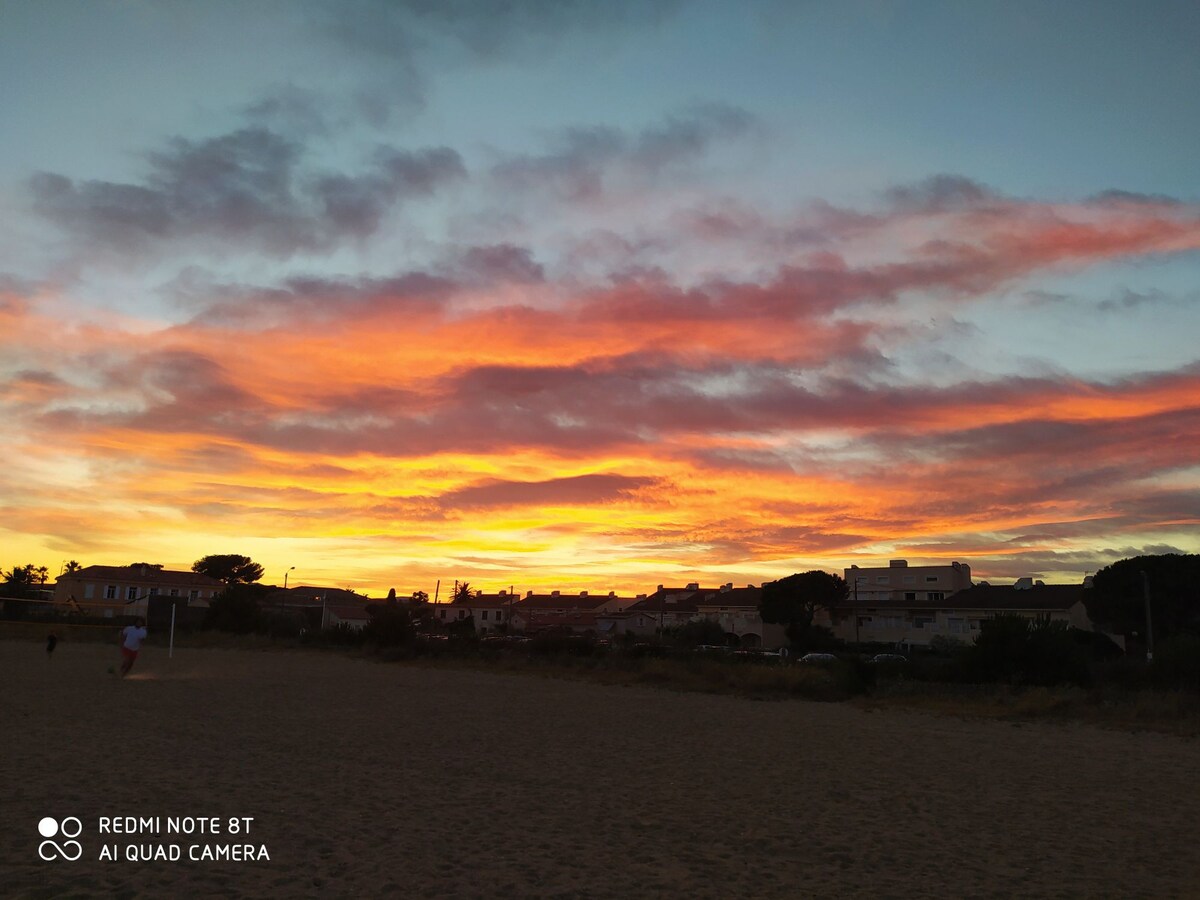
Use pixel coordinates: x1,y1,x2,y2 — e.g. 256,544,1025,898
870,653,907,664
799,652,838,664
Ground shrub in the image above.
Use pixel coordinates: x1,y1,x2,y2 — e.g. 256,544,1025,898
1150,633,1200,692
960,614,1090,687
362,604,417,648
203,587,262,634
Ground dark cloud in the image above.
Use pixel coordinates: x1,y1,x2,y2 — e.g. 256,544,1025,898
437,473,657,510
448,244,545,284
329,0,684,62
1088,189,1186,208
30,127,464,257
885,175,998,213
492,104,756,201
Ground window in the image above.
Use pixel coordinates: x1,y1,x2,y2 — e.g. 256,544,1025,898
439,610,447,619
948,618,967,634
875,576,888,584
913,616,934,629
904,592,916,602
925,576,938,583
902,575,915,584
105,585,117,599
84,584,95,599
927,592,944,602
481,610,489,621
169,588,179,597
189,590,199,601
148,587,159,597
127,586,138,601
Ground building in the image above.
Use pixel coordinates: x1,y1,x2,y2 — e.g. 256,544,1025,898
508,590,632,633
843,559,973,606
826,576,1099,648
53,564,223,619
695,584,787,649
429,591,516,633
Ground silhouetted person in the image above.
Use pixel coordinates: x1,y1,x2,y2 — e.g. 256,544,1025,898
118,617,148,677
46,631,58,659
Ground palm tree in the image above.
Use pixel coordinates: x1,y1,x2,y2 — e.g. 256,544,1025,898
35,565,49,584
63,560,82,575
453,581,474,603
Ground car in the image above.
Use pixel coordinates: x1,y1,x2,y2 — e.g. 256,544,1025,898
799,652,838,664
870,653,907,664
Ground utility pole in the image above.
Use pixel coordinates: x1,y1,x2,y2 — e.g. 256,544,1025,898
853,575,860,651
1141,570,1154,662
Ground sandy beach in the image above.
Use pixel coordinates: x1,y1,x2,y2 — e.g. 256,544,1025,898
2,638,1198,898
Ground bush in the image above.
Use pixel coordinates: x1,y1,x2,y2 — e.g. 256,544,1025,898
959,615,1090,687
203,587,262,634
362,604,417,648
1150,633,1200,692
670,619,730,648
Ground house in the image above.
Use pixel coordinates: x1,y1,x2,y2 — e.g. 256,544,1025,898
324,603,372,631
825,576,1099,648
428,591,516,633
695,584,788,649
53,564,223,619
508,590,632,633
843,559,973,606
595,584,707,639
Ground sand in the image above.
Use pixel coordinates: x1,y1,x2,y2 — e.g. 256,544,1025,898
2,639,1198,899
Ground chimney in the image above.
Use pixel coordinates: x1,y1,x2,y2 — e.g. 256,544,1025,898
686,582,699,591
551,590,560,597
1014,577,1034,590
721,583,732,592
579,591,588,597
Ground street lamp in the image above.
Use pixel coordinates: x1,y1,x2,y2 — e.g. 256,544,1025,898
284,566,295,590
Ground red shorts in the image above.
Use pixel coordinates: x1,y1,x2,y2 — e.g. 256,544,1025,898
121,647,138,662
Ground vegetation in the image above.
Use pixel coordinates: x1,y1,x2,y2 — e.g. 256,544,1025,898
203,583,267,633
192,554,265,585
1087,553,1200,641
760,570,848,648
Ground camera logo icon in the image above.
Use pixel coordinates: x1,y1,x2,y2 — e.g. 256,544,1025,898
38,817,83,861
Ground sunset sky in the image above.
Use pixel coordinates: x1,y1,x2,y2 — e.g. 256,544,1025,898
2,1,1198,596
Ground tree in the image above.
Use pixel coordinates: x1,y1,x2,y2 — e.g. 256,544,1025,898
453,581,474,603
759,570,848,642
411,590,429,604
3,564,37,597
63,560,82,575
192,554,265,585
1087,554,1200,640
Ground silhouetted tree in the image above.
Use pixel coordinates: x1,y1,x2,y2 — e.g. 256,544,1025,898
453,581,474,603
1087,554,1200,639
411,590,429,604
760,570,848,644
192,554,265,585
3,564,37,597
63,560,82,575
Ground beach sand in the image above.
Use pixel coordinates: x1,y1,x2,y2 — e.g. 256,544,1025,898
2,639,1198,898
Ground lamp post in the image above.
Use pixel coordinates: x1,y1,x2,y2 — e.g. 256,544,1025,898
284,566,295,590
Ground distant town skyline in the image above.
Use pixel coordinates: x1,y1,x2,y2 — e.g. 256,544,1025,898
2,1,1199,596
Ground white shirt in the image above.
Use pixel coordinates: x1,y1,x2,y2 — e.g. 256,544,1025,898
122,625,148,651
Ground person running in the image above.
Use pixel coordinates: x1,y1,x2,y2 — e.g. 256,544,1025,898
118,617,148,677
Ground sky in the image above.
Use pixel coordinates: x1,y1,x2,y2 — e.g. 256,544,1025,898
2,0,1198,596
